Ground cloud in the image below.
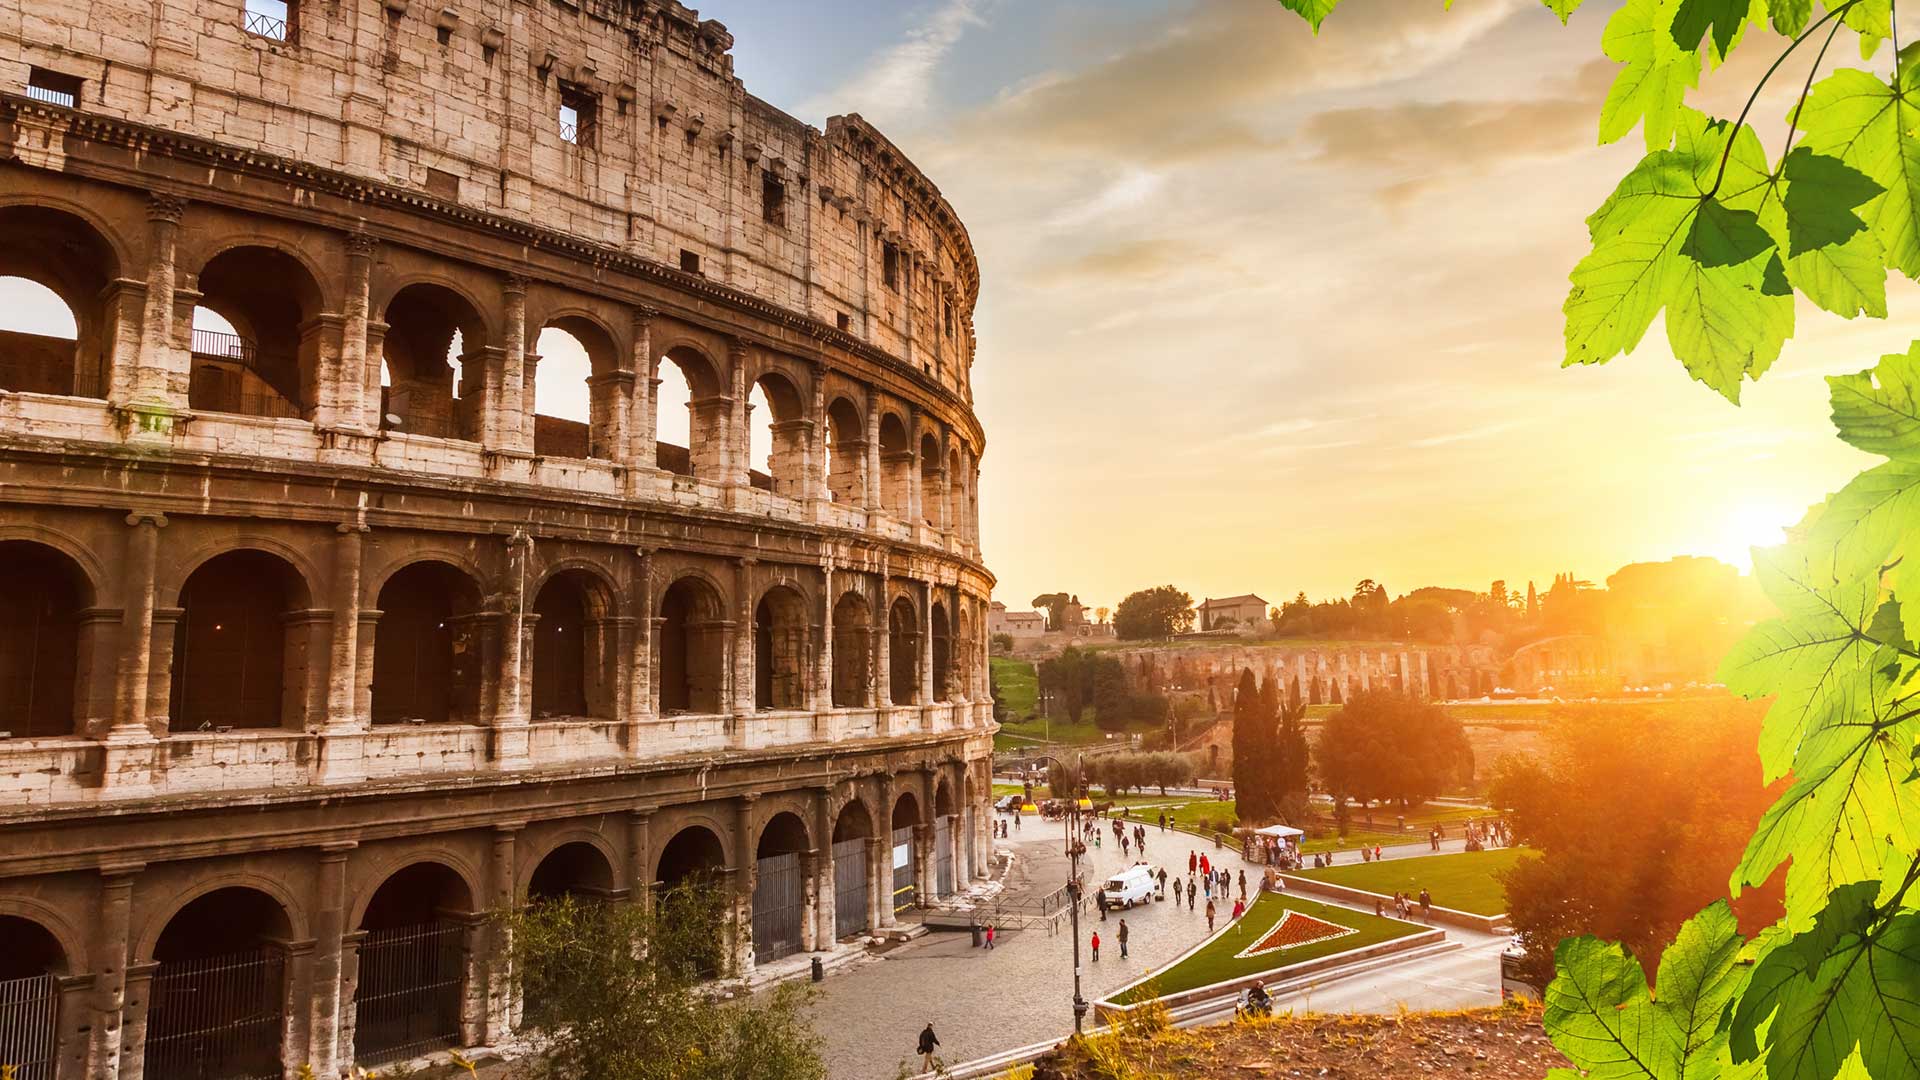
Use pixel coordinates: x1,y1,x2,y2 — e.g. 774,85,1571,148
800,0,998,127
1406,419,1533,448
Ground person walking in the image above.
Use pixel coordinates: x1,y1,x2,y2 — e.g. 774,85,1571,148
1206,898,1216,932
1189,850,1197,874
1173,876,1183,906
1097,888,1109,921
918,1023,940,1072
1158,811,1167,832
1091,930,1101,961
1231,897,1245,920
1419,887,1432,922
1200,853,1211,877
1237,869,1247,901
1188,882,1197,910
1118,918,1130,958
985,924,996,950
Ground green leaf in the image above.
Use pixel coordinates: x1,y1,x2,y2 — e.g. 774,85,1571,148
1761,911,1920,1080
1275,0,1341,32
1544,905,1749,1080
1672,0,1749,59
1722,146,1889,319
1667,201,1795,396
1842,0,1892,58
1600,0,1703,149
1768,0,1811,34
1796,66,1920,280
1830,341,1920,461
1543,0,1585,22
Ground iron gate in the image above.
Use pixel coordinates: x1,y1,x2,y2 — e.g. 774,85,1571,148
145,948,286,1080
752,852,805,964
935,816,955,898
0,973,56,1080
353,922,465,1066
833,838,868,939
891,826,917,913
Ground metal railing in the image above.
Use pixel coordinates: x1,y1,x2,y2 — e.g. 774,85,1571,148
0,973,56,1080
190,328,256,364
243,8,292,41
354,922,466,1066
22,84,76,108
145,949,286,1080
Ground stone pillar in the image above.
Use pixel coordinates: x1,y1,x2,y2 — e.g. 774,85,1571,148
493,532,533,766
588,371,634,464
323,522,368,738
306,842,356,1076
912,822,933,909
873,572,892,709
798,850,819,953
74,608,122,738
813,787,836,948
632,549,656,743
629,306,660,473
121,194,188,417
906,410,924,526
105,513,164,792
143,606,182,735
937,433,952,535
84,864,140,1079
341,232,378,431
727,337,751,488
813,562,835,715
733,794,758,978
497,275,532,452
807,365,829,504
484,823,521,1044
876,775,898,928
732,558,757,718
920,581,935,710
863,388,884,516
353,610,381,725
628,808,655,914
117,960,157,1080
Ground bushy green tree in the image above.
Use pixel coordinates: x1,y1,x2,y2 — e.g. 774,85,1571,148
1315,689,1472,810
1112,586,1194,640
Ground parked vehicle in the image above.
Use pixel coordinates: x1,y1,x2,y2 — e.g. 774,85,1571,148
1500,939,1542,1001
1100,864,1156,909
995,795,1023,814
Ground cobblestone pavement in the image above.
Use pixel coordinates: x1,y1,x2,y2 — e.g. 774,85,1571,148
804,813,1504,1080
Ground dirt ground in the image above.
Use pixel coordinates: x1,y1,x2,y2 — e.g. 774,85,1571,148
1026,1003,1567,1080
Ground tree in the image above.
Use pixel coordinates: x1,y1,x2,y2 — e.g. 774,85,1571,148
1271,7,1920,1078
1036,647,1087,722
506,884,826,1080
990,632,1014,656
1031,592,1071,632
1230,669,1274,823
1269,697,1312,825
1314,689,1471,811
1488,700,1780,988
1113,585,1194,640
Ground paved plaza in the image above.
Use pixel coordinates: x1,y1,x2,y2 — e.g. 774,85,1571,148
804,812,1505,1080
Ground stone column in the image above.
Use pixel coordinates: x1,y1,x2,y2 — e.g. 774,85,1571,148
122,193,188,417
484,823,521,1044
323,522,369,740
920,581,935,710
117,960,157,1080
497,275,532,452
731,558,757,718
863,388,884,516
87,863,141,1079
74,607,122,738
628,807,655,916
494,532,533,766
799,849,820,952
107,513,165,793
629,306,660,472
813,787,836,948
937,432,952,535
808,364,829,505
906,409,924,526
354,610,381,725
342,232,378,431
306,842,356,1076
631,549,656,745
733,794,758,977
876,775,897,928
873,572,892,710
912,822,933,909
813,562,835,716
727,337,751,488
144,607,182,735
588,371,634,463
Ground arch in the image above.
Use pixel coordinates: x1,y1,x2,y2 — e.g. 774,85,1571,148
832,797,874,842
172,549,312,731
652,824,728,977
353,860,475,1066
930,600,952,703
532,569,615,720
381,281,490,440
0,204,123,398
533,315,620,460
188,245,325,420
0,914,68,980
748,371,808,496
891,789,922,832
831,590,872,708
526,841,618,901
919,433,944,529
0,540,92,738
751,810,810,964
654,824,726,887
888,594,920,705
754,584,809,711
824,396,866,505
877,413,911,519
935,776,956,818
658,574,727,715
756,811,810,859
371,560,484,725
948,445,970,540
656,345,726,481
145,886,293,1080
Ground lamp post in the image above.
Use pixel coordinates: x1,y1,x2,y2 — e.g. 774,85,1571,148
1034,750,1091,1032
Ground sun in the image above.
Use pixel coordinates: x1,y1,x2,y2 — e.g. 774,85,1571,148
1707,501,1797,569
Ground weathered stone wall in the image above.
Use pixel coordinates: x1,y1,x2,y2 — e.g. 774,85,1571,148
1108,643,1478,705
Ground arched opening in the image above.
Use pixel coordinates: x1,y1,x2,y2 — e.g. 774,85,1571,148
381,283,487,441
655,348,724,481
933,776,958,898
533,318,618,460
824,397,865,505
888,595,919,705
146,888,292,1080
949,447,968,540
831,801,873,939
930,601,952,703
752,812,810,963
190,246,324,420
877,414,911,519
654,826,727,978
527,842,617,902
172,550,309,731
0,541,90,738
891,791,922,914
956,603,974,700
748,373,807,496
919,433,944,529
831,591,872,708
0,205,120,398
753,585,808,710
372,562,483,725
657,576,726,715
354,863,474,1066
0,915,66,1079
532,570,611,720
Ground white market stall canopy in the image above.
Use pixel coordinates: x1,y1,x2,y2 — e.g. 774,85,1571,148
1254,825,1304,841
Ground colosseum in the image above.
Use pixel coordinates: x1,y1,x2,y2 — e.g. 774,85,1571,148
0,0,995,1075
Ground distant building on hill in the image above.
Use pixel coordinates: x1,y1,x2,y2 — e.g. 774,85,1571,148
1197,594,1270,633
990,601,1048,638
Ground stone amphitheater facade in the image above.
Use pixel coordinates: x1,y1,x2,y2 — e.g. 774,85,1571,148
0,1,995,1076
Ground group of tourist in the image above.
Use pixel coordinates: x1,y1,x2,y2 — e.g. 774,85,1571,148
1374,888,1434,922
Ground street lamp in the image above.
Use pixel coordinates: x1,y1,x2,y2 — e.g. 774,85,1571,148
1033,750,1091,1032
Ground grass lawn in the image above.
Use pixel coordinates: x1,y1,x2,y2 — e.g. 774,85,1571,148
1108,891,1423,1004
1159,799,1240,835
1293,847,1530,916
992,657,1038,715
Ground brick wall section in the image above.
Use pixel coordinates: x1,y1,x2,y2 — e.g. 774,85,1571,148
0,328,74,394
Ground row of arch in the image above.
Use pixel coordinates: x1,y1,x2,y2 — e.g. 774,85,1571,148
0,537,979,737
0,203,981,537
0,779,976,1078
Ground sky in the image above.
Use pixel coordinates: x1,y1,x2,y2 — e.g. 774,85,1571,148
7,0,1903,614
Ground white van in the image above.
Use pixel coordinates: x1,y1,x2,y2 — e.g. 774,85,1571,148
1100,864,1156,909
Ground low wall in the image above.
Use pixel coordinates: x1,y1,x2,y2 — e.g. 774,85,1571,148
1094,925,1447,1020
1277,875,1509,934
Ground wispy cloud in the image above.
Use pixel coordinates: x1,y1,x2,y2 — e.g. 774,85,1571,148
799,0,998,128
1406,419,1533,448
